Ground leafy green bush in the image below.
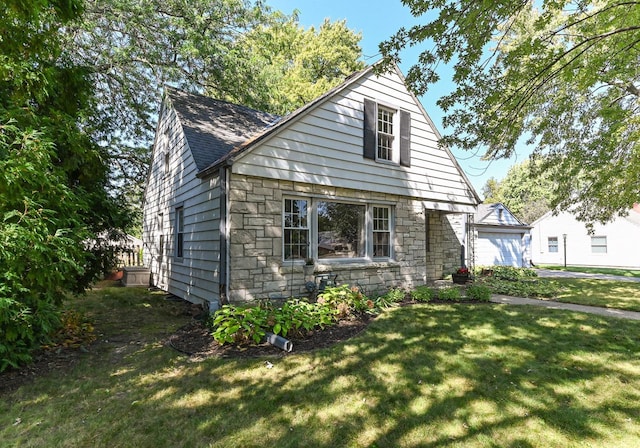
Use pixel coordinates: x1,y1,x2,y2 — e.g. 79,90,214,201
210,305,269,345
271,299,336,338
437,287,462,301
210,285,374,346
483,266,538,281
466,284,492,302
0,297,61,371
318,284,374,317
410,286,434,303
484,278,558,298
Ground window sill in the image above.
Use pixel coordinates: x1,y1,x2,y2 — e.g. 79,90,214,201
315,259,398,270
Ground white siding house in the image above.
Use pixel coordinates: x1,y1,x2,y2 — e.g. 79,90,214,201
472,203,532,267
530,208,640,268
143,62,480,309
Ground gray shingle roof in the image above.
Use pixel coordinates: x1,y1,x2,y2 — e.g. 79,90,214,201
166,87,279,171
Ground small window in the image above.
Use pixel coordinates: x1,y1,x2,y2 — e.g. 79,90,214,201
373,206,391,258
164,152,170,176
377,107,395,161
363,99,411,166
591,236,607,254
284,199,309,260
548,237,558,253
158,213,164,257
175,207,184,258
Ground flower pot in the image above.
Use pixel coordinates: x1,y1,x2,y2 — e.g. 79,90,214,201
452,273,469,284
303,264,315,277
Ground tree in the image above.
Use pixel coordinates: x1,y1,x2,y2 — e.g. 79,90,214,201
226,16,366,115
380,0,640,224
65,2,364,211
481,177,501,204
481,161,554,224
0,0,127,370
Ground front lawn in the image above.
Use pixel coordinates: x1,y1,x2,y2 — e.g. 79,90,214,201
551,278,640,312
539,265,640,278
2,285,640,447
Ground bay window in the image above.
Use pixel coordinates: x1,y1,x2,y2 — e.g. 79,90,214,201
284,197,393,262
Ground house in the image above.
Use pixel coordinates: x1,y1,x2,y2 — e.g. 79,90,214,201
142,62,480,310
471,203,532,267
530,206,640,268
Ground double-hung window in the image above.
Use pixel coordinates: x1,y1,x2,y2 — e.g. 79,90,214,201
373,206,391,258
284,198,392,262
284,199,309,260
175,207,184,258
363,98,411,167
377,107,395,162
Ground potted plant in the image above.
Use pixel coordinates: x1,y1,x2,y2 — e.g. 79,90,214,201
452,267,470,284
303,258,315,277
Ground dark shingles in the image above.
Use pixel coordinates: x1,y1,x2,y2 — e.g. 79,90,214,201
166,87,279,171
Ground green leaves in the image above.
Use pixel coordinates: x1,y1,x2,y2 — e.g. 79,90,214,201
381,0,640,224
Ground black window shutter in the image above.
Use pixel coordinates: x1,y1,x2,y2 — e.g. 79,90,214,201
399,109,411,167
363,98,376,160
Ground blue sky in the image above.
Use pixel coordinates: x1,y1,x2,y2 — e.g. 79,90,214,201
267,0,532,196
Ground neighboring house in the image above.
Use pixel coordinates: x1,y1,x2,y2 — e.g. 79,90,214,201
530,206,640,268
143,62,480,310
471,203,532,267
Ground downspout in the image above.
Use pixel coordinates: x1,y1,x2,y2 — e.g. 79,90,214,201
219,164,230,306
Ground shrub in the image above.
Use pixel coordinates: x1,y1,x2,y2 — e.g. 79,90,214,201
488,266,538,281
466,284,492,302
0,297,61,372
209,285,374,346
210,305,269,345
410,286,434,303
484,278,558,298
437,287,462,301
318,284,374,317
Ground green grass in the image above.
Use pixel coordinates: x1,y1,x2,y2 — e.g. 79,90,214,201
2,284,640,447
550,278,640,312
539,265,640,278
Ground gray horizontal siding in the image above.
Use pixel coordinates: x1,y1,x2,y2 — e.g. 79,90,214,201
143,99,222,306
233,69,476,206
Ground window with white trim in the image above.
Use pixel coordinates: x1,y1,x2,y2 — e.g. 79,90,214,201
284,199,309,260
363,98,411,167
591,236,607,253
283,198,393,262
175,207,184,258
548,236,558,253
377,106,395,161
373,206,390,257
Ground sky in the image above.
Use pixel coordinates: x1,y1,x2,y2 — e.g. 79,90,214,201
267,0,533,196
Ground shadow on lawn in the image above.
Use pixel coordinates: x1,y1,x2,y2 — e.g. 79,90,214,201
110,304,640,447
5,294,639,447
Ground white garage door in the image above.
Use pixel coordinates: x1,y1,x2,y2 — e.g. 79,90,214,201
476,232,522,267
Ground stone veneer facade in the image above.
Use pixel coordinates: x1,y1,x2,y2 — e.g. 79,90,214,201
227,174,465,303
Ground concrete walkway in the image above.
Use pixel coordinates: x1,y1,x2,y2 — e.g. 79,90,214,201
490,295,640,321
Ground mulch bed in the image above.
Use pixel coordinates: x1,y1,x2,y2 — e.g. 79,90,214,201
166,314,374,359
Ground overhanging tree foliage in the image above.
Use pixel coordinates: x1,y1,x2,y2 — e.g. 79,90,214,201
0,0,127,370
380,0,640,223
66,2,364,209
481,161,554,224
